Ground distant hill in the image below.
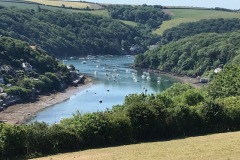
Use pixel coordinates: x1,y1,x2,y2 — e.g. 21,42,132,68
0,5,159,57
135,30,240,77
153,8,240,35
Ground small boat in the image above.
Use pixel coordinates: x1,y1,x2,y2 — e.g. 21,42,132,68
142,75,146,79
82,61,87,64
147,76,151,81
99,99,103,103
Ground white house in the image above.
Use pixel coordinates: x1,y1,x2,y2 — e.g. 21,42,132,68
214,67,222,74
22,62,33,71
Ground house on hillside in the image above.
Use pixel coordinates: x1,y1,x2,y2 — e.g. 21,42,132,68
29,44,37,51
22,62,33,71
130,45,142,54
214,67,222,74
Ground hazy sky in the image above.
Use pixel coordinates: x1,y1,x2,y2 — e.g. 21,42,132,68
85,0,240,10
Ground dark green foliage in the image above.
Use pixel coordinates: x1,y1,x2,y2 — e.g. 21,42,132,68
181,89,204,106
0,6,159,56
1,77,240,158
0,37,59,73
107,5,169,29
161,83,193,98
162,18,240,43
208,64,240,98
217,96,240,130
0,36,71,100
126,103,156,140
48,124,81,153
0,124,27,157
135,31,240,76
1,6,240,160
5,86,32,98
200,101,226,132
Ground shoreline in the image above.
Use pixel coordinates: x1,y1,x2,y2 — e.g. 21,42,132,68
0,77,93,125
0,72,205,125
143,68,206,88
162,73,206,88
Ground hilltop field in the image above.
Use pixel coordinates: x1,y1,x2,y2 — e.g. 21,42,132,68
32,131,240,160
154,9,240,35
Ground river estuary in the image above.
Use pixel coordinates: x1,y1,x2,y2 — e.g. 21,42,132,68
28,55,178,124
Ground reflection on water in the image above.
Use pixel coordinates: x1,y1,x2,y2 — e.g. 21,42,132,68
28,55,178,124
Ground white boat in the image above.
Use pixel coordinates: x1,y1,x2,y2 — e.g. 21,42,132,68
82,61,87,64
147,76,151,81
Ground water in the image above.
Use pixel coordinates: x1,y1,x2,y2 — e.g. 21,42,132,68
28,55,178,124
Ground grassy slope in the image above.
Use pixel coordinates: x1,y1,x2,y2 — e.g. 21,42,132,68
0,1,139,23
0,1,109,16
153,9,240,35
32,131,240,160
25,0,96,8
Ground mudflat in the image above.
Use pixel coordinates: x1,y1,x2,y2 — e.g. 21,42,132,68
0,78,92,125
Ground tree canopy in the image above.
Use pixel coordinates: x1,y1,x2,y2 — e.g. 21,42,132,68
135,30,240,77
0,6,160,57
107,4,170,29
161,18,240,44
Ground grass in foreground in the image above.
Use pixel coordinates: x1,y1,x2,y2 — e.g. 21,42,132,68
154,9,240,35
32,131,240,160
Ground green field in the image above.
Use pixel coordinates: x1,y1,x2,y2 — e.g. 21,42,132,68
23,0,103,9
32,131,240,160
120,20,139,26
0,1,109,16
76,9,109,17
153,9,240,35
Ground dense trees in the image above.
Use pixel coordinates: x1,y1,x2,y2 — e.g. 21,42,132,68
0,37,72,99
1,64,240,159
207,64,240,98
107,5,170,29
135,30,240,76
1,3,240,160
0,6,159,57
161,18,240,44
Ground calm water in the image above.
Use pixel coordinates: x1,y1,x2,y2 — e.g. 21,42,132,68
28,55,178,124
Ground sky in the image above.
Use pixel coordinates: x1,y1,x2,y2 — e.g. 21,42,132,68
85,0,240,10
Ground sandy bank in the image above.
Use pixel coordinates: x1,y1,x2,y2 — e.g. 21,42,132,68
0,78,93,125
